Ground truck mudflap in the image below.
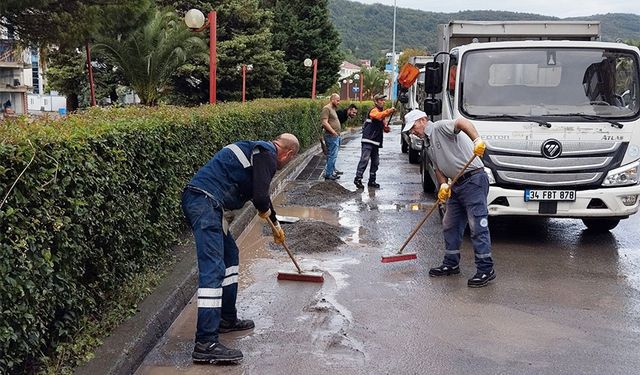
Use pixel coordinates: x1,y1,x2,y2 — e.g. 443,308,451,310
486,185,640,218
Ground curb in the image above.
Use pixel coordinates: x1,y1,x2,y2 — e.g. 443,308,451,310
75,142,322,375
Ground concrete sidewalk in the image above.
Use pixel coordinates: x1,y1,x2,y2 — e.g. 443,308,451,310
75,139,327,375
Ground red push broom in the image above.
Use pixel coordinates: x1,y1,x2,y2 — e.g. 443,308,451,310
264,218,324,283
381,154,478,263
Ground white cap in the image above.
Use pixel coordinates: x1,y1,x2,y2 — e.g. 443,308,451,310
403,110,427,132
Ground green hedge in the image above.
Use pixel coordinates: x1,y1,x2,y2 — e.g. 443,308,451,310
0,99,372,372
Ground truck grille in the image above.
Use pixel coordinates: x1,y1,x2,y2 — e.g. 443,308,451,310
485,140,626,188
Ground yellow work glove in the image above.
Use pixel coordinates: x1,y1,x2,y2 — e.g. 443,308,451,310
258,209,271,219
473,137,486,157
437,183,451,203
271,221,285,245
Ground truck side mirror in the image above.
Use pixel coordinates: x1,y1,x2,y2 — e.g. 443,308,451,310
424,98,442,116
425,61,443,94
398,87,409,104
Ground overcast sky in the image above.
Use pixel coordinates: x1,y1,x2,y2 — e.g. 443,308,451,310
352,0,639,18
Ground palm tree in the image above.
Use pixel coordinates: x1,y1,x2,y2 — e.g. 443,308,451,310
360,67,388,100
93,9,208,105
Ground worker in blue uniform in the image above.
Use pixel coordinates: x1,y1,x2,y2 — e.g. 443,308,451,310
181,133,299,364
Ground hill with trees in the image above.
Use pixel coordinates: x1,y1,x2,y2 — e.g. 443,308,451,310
329,0,640,61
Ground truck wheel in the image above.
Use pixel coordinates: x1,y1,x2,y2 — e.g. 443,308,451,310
408,147,420,164
401,137,408,153
581,218,620,232
421,160,436,193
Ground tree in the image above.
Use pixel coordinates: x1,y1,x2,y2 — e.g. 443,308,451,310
0,0,151,48
157,0,286,103
398,47,428,71
359,67,389,100
92,9,208,105
269,0,343,98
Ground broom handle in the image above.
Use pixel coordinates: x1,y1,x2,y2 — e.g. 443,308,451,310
397,154,478,254
265,217,303,274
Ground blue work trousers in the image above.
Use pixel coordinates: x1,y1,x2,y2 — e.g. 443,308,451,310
324,134,340,177
181,189,239,343
355,143,380,182
441,172,494,273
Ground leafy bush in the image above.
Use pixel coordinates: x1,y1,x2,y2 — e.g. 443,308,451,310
0,99,372,373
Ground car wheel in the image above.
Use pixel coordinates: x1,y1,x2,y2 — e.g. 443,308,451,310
420,159,436,193
401,137,408,153
408,147,420,164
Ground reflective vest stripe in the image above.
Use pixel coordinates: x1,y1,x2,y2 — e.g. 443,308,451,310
225,144,252,168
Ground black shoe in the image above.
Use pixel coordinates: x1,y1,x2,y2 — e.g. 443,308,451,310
428,264,460,277
467,269,496,288
192,341,243,363
354,178,364,189
324,174,339,180
219,318,255,333
334,170,344,175
367,181,380,188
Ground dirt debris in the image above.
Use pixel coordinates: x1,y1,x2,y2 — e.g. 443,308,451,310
265,218,348,253
285,181,357,207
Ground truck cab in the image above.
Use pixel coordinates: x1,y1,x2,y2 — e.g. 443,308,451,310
419,21,640,231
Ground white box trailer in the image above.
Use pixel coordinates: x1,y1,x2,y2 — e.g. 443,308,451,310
417,20,640,231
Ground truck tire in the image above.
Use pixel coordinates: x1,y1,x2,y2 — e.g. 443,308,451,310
401,137,408,153
581,218,620,232
408,147,420,164
420,157,436,193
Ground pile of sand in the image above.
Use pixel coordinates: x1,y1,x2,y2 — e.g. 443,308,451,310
266,219,347,253
286,181,357,207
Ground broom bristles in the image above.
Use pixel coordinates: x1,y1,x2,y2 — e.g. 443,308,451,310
277,271,324,283
381,253,418,263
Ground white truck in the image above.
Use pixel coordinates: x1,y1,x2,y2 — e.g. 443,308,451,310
419,20,640,231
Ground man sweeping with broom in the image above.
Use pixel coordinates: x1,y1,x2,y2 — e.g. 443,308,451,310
181,133,299,364
403,110,495,288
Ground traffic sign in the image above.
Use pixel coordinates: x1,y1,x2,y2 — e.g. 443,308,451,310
352,87,359,93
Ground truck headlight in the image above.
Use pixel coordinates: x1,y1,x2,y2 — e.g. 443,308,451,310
602,161,639,187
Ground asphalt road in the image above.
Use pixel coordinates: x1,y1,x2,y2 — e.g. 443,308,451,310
136,124,640,375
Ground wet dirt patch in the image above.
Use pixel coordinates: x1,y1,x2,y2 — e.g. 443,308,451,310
285,181,358,207
265,219,349,253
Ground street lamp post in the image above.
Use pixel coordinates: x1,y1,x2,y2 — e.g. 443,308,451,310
354,73,363,101
185,9,217,105
304,58,318,99
85,42,96,106
391,0,397,101
238,64,253,104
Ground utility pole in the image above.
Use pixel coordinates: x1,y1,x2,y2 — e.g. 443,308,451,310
391,0,397,101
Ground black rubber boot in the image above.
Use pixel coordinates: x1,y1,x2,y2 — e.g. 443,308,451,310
219,318,255,333
354,177,364,189
192,341,243,363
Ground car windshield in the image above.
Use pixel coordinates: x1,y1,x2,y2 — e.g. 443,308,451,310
460,48,640,119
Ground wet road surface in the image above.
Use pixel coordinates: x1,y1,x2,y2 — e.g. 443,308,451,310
136,125,640,375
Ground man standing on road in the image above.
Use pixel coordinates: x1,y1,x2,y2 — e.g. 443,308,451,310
353,94,395,189
182,134,299,363
320,93,342,180
403,110,495,288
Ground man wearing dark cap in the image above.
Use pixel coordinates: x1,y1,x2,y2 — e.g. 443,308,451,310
403,110,495,288
353,94,395,189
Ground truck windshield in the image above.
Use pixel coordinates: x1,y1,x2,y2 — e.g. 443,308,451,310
460,48,640,119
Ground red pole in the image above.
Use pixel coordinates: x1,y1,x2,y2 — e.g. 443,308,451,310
359,72,363,101
346,80,350,100
209,11,217,105
242,64,246,104
86,42,96,107
311,58,317,99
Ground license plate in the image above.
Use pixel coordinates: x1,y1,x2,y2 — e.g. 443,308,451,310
524,189,576,202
